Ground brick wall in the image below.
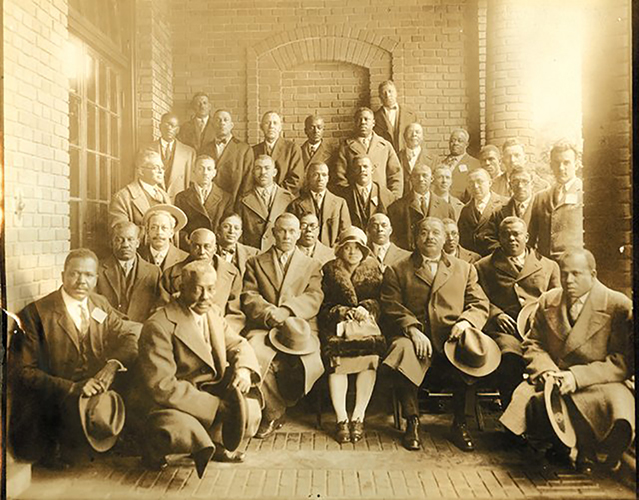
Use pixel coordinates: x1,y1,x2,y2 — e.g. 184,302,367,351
135,0,173,145
171,0,477,158
3,0,70,312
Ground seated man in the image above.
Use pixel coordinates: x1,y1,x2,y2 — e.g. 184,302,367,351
237,154,295,251
10,249,138,467
216,213,259,277
287,161,351,248
174,155,234,249
439,129,480,202
138,261,262,477
296,213,335,266
366,213,410,272
342,155,395,230
458,168,508,256
241,213,324,438
431,164,464,220
501,249,634,474
475,216,560,407
138,204,189,272
441,218,480,264
160,228,244,334
381,217,489,452
388,164,456,251
97,221,162,323
398,123,434,194
301,115,334,170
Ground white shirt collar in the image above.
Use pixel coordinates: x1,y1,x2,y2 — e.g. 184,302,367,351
372,241,391,256
61,288,89,330
475,192,492,209
265,137,279,150
150,245,169,262
559,176,579,192
139,179,161,197
357,182,373,199
159,137,174,149
117,257,135,274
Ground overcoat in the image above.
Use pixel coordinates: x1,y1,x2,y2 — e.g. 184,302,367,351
300,140,334,171
149,139,197,200
458,193,508,256
438,152,480,201
342,182,395,231
178,116,216,152
109,181,172,230
200,136,254,204
373,105,416,154
253,138,305,195
304,242,335,267
138,243,188,273
217,243,259,278
287,190,351,248
483,195,536,253
398,146,434,195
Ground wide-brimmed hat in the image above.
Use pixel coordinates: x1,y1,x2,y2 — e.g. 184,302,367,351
444,327,501,377
334,227,370,259
544,376,577,448
269,317,319,355
79,390,126,452
516,301,539,339
143,204,188,233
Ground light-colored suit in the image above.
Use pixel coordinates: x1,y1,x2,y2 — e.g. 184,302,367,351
299,242,335,267
150,139,197,200
138,243,188,273
287,190,351,248
439,152,480,202
109,181,172,230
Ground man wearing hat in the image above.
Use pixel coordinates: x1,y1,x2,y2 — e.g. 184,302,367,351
241,213,324,438
500,248,634,474
475,216,560,408
138,204,189,272
381,217,493,452
138,261,262,476
9,249,138,468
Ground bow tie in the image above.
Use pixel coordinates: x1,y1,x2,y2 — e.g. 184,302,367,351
219,247,235,256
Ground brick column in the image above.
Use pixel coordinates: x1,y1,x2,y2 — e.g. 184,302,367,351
485,0,536,153
581,0,631,295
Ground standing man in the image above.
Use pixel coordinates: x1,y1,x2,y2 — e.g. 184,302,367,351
333,107,403,200
237,155,295,251
441,218,480,264
97,221,161,323
296,213,335,266
216,213,259,278
178,92,215,152
388,164,456,251
366,213,410,272
398,123,434,195
253,111,304,195
200,109,254,203
373,80,416,155
138,205,189,273
440,129,480,202
529,140,584,259
431,165,465,220
478,145,503,181
241,214,324,438
381,218,490,451
492,138,550,197
301,115,334,170
287,161,351,248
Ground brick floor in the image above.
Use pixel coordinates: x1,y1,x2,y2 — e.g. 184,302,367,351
14,407,635,500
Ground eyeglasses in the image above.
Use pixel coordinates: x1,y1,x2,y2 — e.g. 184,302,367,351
300,223,319,230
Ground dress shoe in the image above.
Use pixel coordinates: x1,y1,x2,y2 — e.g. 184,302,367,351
255,417,284,439
350,419,364,443
450,422,474,452
335,421,351,444
504,429,528,448
212,447,245,463
192,446,215,479
402,416,421,451
221,386,247,451
141,455,168,471
575,453,595,475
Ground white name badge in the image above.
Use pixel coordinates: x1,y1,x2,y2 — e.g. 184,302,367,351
458,164,468,172
564,193,578,205
91,307,108,324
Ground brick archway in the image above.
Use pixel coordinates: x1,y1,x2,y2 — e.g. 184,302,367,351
247,26,398,144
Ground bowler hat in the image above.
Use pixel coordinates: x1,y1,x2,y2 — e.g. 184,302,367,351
517,301,539,339
269,317,319,355
444,327,501,377
334,227,370,259
143,204,188,233
544,376,577,448
79,390,126,452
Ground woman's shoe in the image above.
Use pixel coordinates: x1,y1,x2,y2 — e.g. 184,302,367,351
335,420,351,444
350,419,364,443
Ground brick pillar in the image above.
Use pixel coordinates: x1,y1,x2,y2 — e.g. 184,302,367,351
485,0,536,153
581,0,631,295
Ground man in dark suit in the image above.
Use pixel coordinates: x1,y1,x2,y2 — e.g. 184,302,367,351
381,217,490,452
149,112,197,200
475,216,560,407
174,155,234,249
398,123,434,195
431,165,464,221
373,80,416,155
492,138,550,197
301,115,334,171
200,109,254,203
138,205,189,273
528,140,584,259
252,111,304,195
439,129,480,202
287,161,351,248
237,154,296,251
388,164,456,251
366,213,410,272
296,213,335,266
501,249,633,474
441,218,480,264
97,221,161,323
216,213,259,278
10,249,138,467
458,168,508,256
242,214,324,438
178,92,216,152
138,261,262,475
479,144,503,181
342,156,395,230
333,107,403,200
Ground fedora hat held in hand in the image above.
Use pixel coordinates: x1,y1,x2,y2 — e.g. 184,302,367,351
269,317,319,355
444,326,501,377
79,390,126,452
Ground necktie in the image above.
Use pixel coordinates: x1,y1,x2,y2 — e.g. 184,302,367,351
555,185,566,206
79,305,90,337
152,187,163,202
164,142,172,161
516,202,526,217
568,301,581,326
421,195,429,216
308,143,318,157
360,137,370,151
201,186,210,204
197,315,211,349
423,259,438,281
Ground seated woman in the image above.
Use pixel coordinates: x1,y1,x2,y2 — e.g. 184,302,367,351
318,227,387,443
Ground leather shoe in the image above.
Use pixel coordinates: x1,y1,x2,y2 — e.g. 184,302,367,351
141,454,168,471
335,421,351,444
221,386,247,451
350,419,364,443
402,416,421,451
255,417,284,439
213,447,245,463
192,446,215,479
450,422,474,452
575,453,595,475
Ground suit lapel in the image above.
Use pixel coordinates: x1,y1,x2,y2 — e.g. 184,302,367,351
129,182,151,219
185,185,209,218
101,258,122,304
431,255,452,294
204,185,224,218
242,191,268,220
168,302,215,368
516,251,542,282
54,291,81,352
544,294,572,343
267,188,289,225
347,138,366,156
492,250,519,279
561,282,610,357
258,248,282,292
280,248,304,297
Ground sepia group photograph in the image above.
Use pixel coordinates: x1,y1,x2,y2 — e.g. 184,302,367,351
1,0,635,499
